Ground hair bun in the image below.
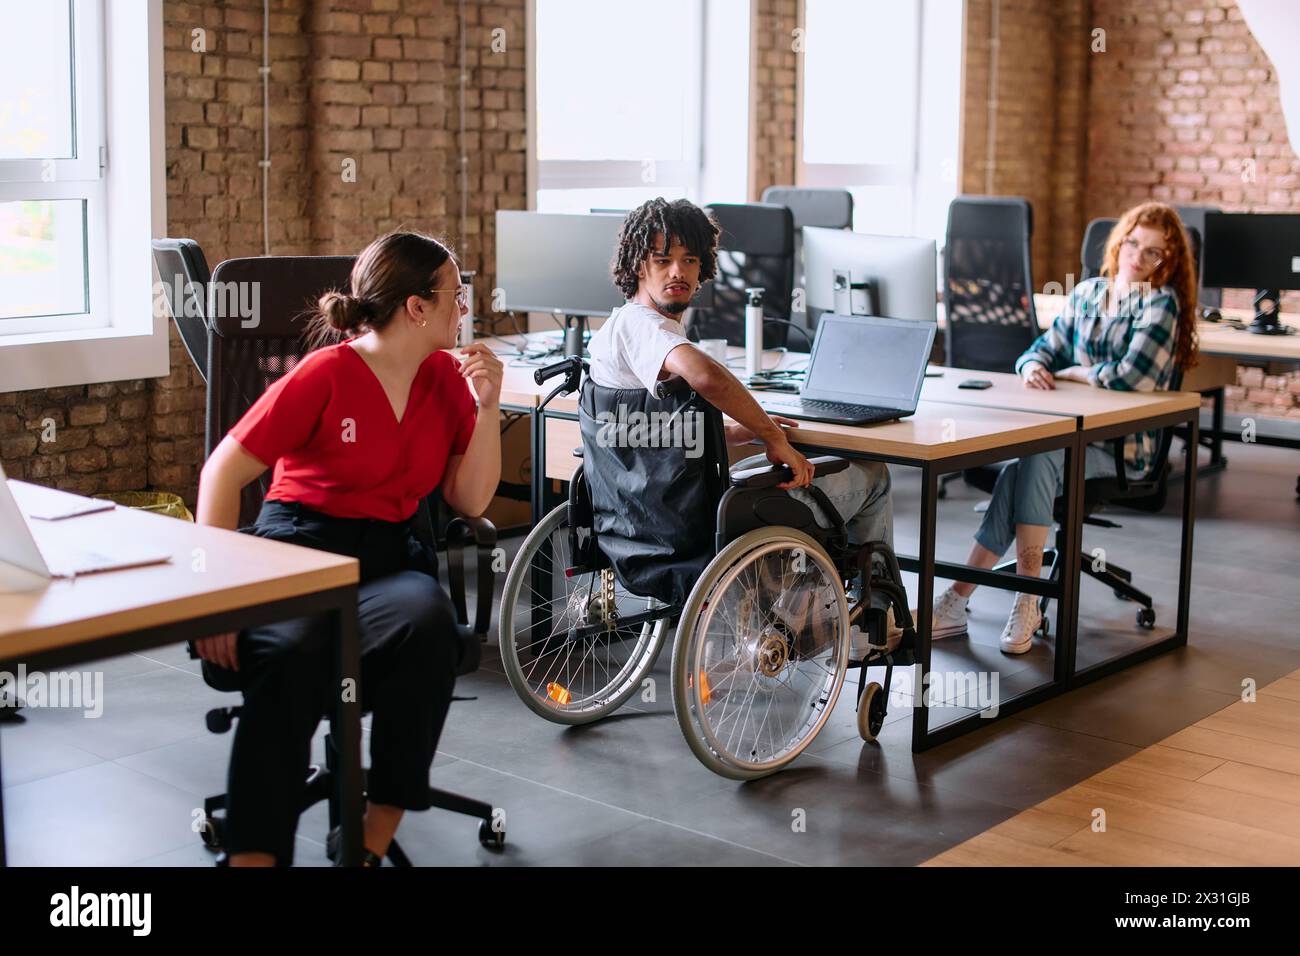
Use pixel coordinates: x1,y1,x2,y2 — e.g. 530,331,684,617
318,290,369,334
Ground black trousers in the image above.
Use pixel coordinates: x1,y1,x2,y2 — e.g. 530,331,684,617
224,500,459,864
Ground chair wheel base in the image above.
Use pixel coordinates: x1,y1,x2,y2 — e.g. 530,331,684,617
1137,607,1156,629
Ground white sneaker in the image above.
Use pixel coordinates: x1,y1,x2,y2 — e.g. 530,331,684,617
931,586,970,640
999,594,1042,655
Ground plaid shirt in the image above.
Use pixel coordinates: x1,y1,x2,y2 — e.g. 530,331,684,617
1015,277,1180,473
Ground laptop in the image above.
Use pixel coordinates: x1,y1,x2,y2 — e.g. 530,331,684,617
757,313,937,426
0,464,171,580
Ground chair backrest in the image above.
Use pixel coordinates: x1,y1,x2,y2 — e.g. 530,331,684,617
760,186,853,305
206,255,356,527
151,238,212,384
1174,204,1222,308
943,195,1040,372
760,187,854,230
1080,217,1117,281
577,378,728,606
691,202,795,349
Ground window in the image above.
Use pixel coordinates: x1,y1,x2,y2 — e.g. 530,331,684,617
0,1,106,336
0,0,168,391
530,0,751,213
798,0,963,243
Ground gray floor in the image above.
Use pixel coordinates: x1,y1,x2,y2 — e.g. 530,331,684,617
3,441,1298,866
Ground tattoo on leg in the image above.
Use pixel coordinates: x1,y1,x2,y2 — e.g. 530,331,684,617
1017,544,1044,577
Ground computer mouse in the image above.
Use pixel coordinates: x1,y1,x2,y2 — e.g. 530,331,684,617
1201,307,1222,323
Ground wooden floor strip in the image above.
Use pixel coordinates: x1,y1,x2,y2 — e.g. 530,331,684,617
924,669,1300,865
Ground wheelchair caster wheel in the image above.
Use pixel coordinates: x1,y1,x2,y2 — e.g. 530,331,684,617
857,682,886,741
479,818,505,849
1136,607,1156,630
199,814,223,850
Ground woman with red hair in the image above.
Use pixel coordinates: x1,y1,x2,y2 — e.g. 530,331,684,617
932,201,1200,654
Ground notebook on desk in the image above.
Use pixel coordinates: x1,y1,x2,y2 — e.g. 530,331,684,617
0,464,171,583
756,313,936,425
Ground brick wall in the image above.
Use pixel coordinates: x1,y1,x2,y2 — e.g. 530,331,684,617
749,0,799,200
959,0,1090,287
0,0,527,507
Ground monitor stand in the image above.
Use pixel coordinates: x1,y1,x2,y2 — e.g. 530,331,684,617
1249,287,1294,335
563,314,588,356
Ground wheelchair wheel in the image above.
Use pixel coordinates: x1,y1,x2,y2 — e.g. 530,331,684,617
671,527,849,780
500,503,670,725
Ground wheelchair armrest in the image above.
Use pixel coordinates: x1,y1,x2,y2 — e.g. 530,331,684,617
729,455,849,489
444,514,498,641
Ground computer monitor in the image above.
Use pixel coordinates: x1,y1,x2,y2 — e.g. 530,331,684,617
801,227,937,330
1201,212,1300,335
494,211,626,318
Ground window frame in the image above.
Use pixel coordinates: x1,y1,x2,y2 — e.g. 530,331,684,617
526,0,710,211
0,0,169,391
795,0,961,240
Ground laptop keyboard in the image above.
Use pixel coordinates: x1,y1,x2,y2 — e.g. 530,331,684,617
779,398,899,419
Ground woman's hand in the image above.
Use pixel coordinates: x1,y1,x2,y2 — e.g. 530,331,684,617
1053,365,1092,384
195,632,240,671
458,343,503,408
1020,361,1055,390
726,414,799,445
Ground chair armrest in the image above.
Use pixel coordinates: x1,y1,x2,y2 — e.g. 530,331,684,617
445,514,498,640
729,455,849,489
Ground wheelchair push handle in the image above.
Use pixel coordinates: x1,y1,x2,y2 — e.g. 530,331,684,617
534,356,583,386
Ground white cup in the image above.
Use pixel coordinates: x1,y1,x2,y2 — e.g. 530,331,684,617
699,338,729,363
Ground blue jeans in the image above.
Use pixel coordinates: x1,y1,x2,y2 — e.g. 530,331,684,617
973,444,1120,558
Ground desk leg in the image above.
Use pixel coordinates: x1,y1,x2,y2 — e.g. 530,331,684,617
530,410,545,526
911,464,938,752
1058,435,1085,685
1177,414,1199,641
329,589,364,866
0,726,7,867
1202,387,1228,475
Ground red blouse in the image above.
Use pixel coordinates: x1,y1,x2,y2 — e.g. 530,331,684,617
228,342,477,522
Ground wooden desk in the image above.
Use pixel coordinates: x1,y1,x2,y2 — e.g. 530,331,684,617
0,482,366,866
534,383,1082,751
921,367,1202,430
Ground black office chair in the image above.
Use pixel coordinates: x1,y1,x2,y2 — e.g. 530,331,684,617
760,186,853,295
1079,217,1117,282
944,196,1040,371
151,238,212,384
994,371,1186,639
1174,204,1223,309
942,196,1040,497
691,202,798,350
195,254,502,865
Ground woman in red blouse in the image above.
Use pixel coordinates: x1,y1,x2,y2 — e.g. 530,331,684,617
196,232,502,866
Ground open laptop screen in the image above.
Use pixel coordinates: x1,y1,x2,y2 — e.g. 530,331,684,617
802,314,936,409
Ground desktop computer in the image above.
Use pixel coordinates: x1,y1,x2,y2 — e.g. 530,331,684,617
494,210,628,355
801,228,938,332
1202,212,1300,336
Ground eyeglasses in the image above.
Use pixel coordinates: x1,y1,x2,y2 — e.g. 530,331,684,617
1120,237,1167,268
421,285,469,308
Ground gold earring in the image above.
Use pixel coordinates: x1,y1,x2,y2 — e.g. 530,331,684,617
418,319,427,328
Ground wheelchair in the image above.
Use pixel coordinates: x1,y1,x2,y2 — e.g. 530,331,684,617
499,358,919,780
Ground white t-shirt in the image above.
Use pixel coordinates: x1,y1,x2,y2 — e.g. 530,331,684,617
587,301,694,393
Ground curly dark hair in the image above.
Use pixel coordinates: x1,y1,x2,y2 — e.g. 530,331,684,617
611,198,720,298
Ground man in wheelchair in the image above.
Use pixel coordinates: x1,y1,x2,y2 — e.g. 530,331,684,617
588,198,900,658
499,198,916,776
